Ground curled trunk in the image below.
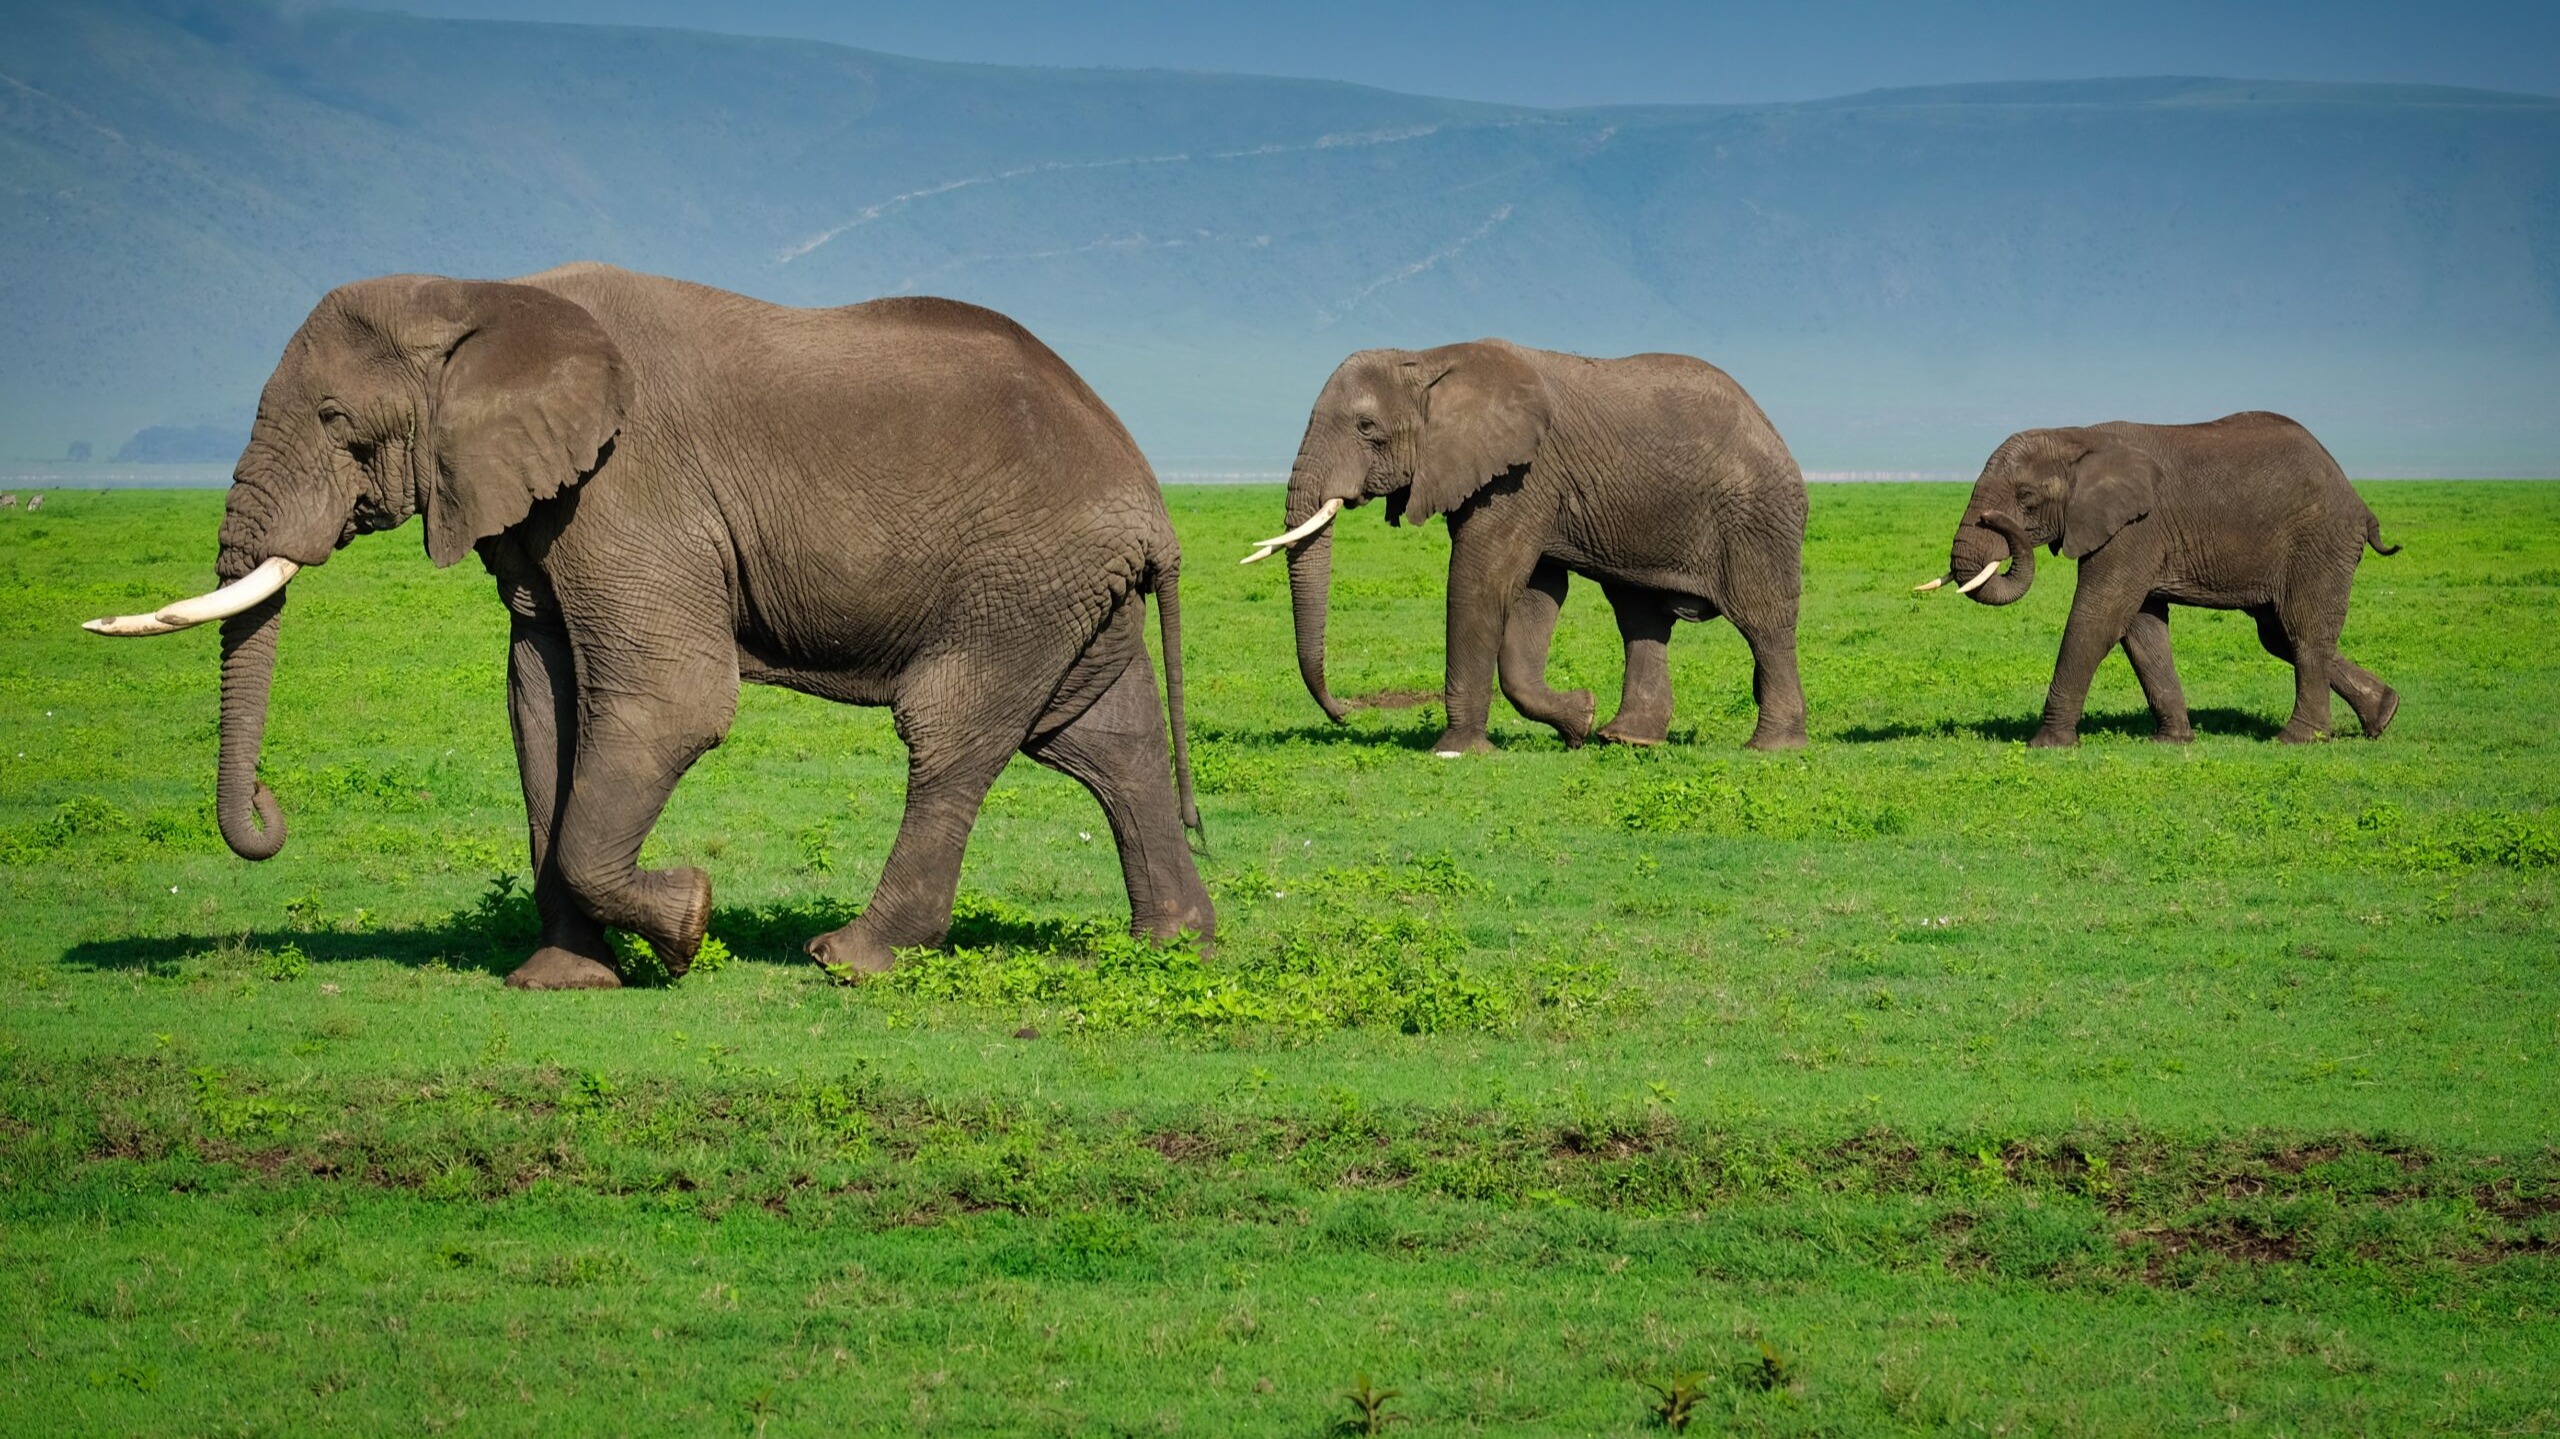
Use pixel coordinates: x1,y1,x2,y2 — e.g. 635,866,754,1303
1960,512,2036,607
216,593,288,859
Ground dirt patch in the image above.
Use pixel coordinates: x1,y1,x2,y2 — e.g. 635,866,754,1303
2474,1180,2560,1222
1144,1130,1216,1163
2118,1219,2303,1282
2265,1143,2342,1175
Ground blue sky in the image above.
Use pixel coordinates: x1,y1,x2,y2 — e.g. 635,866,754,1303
378,0,2557,105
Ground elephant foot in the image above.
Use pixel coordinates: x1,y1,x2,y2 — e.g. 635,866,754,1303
806,924,900,984
637,866,712,979
1427,730,1497,759
2359,686,2400,739
505,946,623,991
2277,720,2328,745
1134,897,1216,952
1548,690,1598,748
2151,723,2194,745
1595,722,1667,748
1744,726,1807,752
2026,728,2079,749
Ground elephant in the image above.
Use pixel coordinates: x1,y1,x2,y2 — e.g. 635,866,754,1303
1920,411,2400,746
1250,340,1809,755
85,263,1213,989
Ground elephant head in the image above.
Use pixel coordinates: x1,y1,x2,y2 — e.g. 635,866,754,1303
1245,341,1550,721
1921,428,2158,606
84,276,630,860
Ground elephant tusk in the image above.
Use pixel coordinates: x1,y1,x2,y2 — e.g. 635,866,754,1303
1239,498,1343,564
1912,576,1947,593
1953,561,2002,596
83,557,301,637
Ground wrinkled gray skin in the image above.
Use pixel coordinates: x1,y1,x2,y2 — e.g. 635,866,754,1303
1280,341,1808,753
200,263,1210,989
1942,412,2400,747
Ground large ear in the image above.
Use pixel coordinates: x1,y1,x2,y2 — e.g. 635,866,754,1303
2060,444,2158,559
413,281,630,568
1406,343,1550,524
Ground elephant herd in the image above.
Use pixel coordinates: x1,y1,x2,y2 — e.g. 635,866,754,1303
85,265,2401,990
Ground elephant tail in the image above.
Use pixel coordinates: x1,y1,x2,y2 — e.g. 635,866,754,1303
2364,510,2401,557
1152,558,1206,849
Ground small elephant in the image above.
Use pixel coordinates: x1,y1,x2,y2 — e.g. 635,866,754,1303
87,263,1213,988
1252,340,1808,754
1923,412,2400,746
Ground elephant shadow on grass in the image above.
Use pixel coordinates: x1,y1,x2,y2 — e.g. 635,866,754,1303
1200,689,1601,753
56,889,1101,984
1194,716,1449,752
1837,705,2286,745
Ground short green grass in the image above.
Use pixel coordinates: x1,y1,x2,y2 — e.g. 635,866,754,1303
3,482,2554,1435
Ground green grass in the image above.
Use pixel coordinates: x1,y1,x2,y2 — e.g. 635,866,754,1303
3,482,2555,1435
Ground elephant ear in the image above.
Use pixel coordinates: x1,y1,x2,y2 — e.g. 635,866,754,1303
416,281,631,568
1406,343,1550,524
2060,445,2158,559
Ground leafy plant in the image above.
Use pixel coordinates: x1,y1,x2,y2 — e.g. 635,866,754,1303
1334,1373,1403,1435
1640,1369,1712,1431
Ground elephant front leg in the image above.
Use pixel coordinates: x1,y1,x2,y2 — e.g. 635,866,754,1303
2033,584,2147,747
1497,558,1595,747
497,585,618,991
1431,517,1542,757
2119,597,2192,744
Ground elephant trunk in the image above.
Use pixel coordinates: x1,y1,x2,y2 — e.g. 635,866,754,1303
1957,512,2036,608
215,592,289,860
1287,520,1347,723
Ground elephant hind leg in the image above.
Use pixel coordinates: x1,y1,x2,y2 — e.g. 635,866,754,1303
2342,665,2399,738
1595,580,1679,746
807,654,1044,980
2252,601,2343,743
1496,558,1595,746
1723,596,1807,751
1021,630,1213,948
2254,605,2394,739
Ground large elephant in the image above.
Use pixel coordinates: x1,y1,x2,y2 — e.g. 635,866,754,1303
1921,411,2400,746
1251,340,1808,754
87,264,1212,988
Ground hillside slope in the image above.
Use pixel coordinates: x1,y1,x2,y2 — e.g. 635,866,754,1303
4,0,2555,471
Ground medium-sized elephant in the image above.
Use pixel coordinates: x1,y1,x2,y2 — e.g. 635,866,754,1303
87,263,1212,988
1920,411,2400,746
1250,340,1808,754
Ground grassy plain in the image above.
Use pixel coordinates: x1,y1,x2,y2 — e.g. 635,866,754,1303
2,482,2555,1435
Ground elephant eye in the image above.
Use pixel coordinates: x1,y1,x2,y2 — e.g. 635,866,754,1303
1355,417,1383,438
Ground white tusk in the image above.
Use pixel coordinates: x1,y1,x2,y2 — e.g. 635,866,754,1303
1912,576,1946,593
83,557,301,637
1953,561,2002,595
1239,498,1343,563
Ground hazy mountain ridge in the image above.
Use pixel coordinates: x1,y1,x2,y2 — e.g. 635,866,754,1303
4,0,2555,472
